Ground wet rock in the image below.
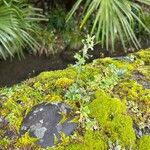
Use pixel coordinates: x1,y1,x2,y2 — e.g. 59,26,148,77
20,103,77,148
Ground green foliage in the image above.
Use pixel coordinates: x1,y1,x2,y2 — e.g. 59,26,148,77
67,0,150,50
137,135,150,150
45,7,82,51
0,0,44,59
137,11,150,37
65,83,81,101
47,8,68,31
36,29,59,55
74,35,95,81
65,35,95,101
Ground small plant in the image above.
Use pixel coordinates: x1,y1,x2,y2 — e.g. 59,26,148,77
65,83,81,101
74,35,95,82
65,35,95,101
77,105,98,130
65,35,96,130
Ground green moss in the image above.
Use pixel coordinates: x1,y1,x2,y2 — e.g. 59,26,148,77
0,138,10,149
132,65,150,83
0,49,150,149
14,132,38,148
94,56,134,71
89,90,126,124
89,90,136,147
114,80,150,110
65,131,106,150
136,49,150,65
36,68,77,82
55,77,74,89
137,136,150,150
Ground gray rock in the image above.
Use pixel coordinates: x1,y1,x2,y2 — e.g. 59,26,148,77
113,55,135,63
133,122,150,138
132,71,150,89
20,103,77,148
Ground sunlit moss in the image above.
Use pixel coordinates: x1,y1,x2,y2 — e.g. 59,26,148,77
0,137,10,149
65,131,106,150
114,80,150,110
14,132,38,149
89,90,136,147
137,135,150,150
55,77,74,89
136,49,150,65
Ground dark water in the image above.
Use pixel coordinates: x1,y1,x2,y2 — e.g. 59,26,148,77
0,53,67,87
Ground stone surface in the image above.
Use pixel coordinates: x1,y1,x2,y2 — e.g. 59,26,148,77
113,55,135,62
132,71,150,89
133,122,150,138
20,103,76,148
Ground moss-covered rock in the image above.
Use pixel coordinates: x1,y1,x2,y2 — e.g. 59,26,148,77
114,80,150,111
89,90,136,148
0,48,149,149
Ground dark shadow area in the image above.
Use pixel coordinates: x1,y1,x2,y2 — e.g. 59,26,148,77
0,54,66,87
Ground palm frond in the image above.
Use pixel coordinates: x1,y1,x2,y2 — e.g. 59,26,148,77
67,0,150,51
0,1,43,59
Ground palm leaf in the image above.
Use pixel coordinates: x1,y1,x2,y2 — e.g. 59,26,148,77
0,1,43,59
67,0,150,51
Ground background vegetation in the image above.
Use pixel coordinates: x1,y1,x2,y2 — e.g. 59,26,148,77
0,0,44,59
0,0,150,59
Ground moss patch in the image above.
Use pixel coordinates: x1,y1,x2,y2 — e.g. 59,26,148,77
89,90,135,147
137,136,150,150
0,48,150,149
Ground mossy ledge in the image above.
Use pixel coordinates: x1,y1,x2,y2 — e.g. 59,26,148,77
0,49,150,149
